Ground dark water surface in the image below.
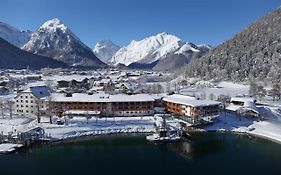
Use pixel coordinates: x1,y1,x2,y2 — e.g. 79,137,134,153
1,133,281,175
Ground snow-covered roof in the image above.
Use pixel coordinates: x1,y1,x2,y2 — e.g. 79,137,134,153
231,97,256,103
18,86,51,99
51,93,155,103
226,101,259,114
163,94,221,107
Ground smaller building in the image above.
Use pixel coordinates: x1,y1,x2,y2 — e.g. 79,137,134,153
163,94,221,125
226,96,259,117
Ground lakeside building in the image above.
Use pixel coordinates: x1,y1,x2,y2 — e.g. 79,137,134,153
226,96,259,117
51,93,155,117
162,94,221,125
14,86,51,117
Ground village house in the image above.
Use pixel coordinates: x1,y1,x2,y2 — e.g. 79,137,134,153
226,96,259,117
14,86,51,117
163,94,221,124
51,93,155,117
117,82,139,94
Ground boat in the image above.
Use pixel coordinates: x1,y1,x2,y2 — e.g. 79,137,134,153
146,114,181,142
146,133,181,142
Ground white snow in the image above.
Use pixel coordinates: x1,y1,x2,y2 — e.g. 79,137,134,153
180,81,249,100
40,18,68,32
51,93,155,102
111,32,185,66
163,94,221,107
93,40,120,64
0,143,23,153
175,42,199,54
203,110,281,143
0,21,32,48
32,116,157,140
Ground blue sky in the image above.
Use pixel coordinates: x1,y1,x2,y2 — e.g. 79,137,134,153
0,0,280,47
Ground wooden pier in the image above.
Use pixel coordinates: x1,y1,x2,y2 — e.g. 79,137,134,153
0,127,50,153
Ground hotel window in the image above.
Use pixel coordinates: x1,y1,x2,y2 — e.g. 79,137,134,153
26,100,28,103
20,96,23,99
26,96,28,98
31,101,33,103
21,100,23,103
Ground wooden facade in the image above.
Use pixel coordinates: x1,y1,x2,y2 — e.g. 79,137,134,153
52,101,154,117
162,94,221,124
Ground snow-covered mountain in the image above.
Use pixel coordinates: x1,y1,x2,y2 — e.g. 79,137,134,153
183,7,281,81
0,37,67,69
111,32,185,66
22,18,106,68
93,40,120,64
0,21,32,48
110,32,211,71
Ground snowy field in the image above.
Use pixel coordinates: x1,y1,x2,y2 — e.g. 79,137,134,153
180,81,249,100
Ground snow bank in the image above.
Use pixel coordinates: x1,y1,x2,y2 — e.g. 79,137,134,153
29,116,158,141
0,143,23,153
203,111,281,144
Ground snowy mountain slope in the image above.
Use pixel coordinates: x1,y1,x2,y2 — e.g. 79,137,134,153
183,7,281,81
0,21,32,48
111,32,185,66
93,40,120,64
22,18,106,68
0,37,67,69
110,32,211,71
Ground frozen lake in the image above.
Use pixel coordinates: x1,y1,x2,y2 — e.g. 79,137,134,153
0,133,281,175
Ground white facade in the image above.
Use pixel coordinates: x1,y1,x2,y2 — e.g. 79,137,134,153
14,86,50,117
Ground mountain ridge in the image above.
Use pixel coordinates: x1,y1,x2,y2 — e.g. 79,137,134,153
22,18,106,68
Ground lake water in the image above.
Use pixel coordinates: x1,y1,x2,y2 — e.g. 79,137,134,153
1,133,281,175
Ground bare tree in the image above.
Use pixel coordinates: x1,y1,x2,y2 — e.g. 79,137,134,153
7,100,14,119
249,82,258,97
156,83,163,94
200,92,206,100
166,82,171,94
36,99,42,123
45,95,54,124
270,84,281,101
0,101,4,118
257,85,266,101
209,93,215,100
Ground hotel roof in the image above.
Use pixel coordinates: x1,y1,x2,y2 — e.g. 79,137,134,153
51,93,155,103
163,94,221,107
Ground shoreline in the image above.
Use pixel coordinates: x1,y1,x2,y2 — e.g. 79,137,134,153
2,129,280,155
44,127,281,146
48,131,151,145
202,129,281,145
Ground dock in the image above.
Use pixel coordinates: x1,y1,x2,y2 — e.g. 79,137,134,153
0,143,23,154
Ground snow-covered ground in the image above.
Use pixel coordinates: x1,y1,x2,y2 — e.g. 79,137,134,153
0,116,34,135
203,107,281,143
180,81,249,99
0,143,23,153
0,116,157,141
0,115,179,141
